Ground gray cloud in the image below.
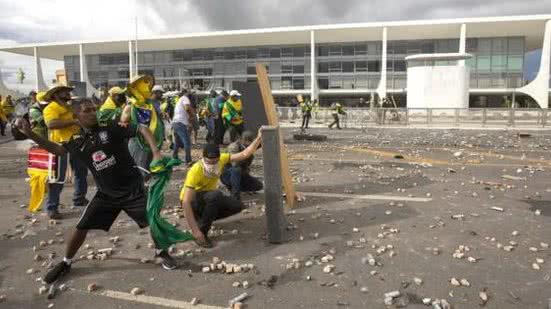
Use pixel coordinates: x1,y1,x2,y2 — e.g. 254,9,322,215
144,0,551,34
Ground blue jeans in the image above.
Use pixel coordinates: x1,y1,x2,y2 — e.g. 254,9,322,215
172,122,192,163
220,166,263,200
46,154,88,211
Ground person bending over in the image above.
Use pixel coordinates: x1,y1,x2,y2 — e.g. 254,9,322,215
180,135,262,248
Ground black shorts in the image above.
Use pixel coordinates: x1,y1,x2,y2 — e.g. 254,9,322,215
76,187,149,231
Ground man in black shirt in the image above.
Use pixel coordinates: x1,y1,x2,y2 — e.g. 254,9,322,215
15,98,178,285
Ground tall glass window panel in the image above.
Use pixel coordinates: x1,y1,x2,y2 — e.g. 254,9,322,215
318,62,329,73
394,60,406,72
491,55,506,72
281,77,292,89
355,77,368,88
258,48,270,58
269,48,280,58
318,46,329,57
281,62,293,74
293,47,304,58
478,39,492,54
318,78,329,89
270,78,281,89
270,61,281,74
247,48,258,59
293,64,305,74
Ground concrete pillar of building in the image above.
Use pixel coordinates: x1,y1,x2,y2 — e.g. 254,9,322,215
261,125,287,244
518,19,551,108
33,47,48,91
79,44,98,97
128,40,135,79
459,23,467,66
310,30,317,101
376,27,388,105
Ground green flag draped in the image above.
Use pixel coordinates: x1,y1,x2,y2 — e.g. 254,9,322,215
147,157,194,250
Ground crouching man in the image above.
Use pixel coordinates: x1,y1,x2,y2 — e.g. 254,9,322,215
221,131,263,201
180,134,262,248
15,98,178,286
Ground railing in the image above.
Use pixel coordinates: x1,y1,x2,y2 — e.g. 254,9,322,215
276,107,551,128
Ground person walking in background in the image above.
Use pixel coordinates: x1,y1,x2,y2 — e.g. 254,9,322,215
328,102,346,130
214,90,229,146
222,90,244,142
172,89,193,165
300,97,313,131
29,91,50,139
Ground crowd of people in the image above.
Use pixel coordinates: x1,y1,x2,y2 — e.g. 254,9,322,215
4,74,266,285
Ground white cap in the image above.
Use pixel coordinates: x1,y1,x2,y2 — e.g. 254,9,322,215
152,85,164,93
229,90,241,97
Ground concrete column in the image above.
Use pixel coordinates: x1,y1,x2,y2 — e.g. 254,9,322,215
310,30,317,101
78,44,97,97
376,27,388,105
79,44,85,82
33,47,48,90
128,41,134,79
459,24,467,66
518,19,551,108
261,126,286,244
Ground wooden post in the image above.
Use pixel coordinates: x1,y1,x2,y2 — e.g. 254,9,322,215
256,63,297,208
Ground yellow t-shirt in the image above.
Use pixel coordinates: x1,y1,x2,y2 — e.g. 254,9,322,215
43,101,80,143
180,153,231,199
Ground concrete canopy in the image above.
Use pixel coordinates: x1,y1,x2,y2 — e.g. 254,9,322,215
0,15,549,60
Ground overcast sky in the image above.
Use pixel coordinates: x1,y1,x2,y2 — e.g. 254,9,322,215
0,0,550,92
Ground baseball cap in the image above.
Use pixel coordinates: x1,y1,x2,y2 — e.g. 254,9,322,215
152,85,165,93
229,90,241,97
203,143,221,159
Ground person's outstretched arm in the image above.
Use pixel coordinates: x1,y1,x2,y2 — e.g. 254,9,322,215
15,118,67,156
230,132,262,163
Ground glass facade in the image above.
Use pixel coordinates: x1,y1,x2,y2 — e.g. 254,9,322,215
63,36,526,92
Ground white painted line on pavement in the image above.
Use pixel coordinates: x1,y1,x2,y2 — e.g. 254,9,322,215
74,288,226,309
300,191,432,202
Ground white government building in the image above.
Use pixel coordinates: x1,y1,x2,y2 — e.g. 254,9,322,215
0,14,550,108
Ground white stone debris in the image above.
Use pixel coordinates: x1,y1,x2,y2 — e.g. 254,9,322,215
532,263,541,270
360,286,368,293
202,267,210,273
422,298,431,305
130,287,144,296
190,297,199,306
535,209,542,216
323,264,335,273
460,278,470,287
232,281,241,288
450,278,460,286
511,230,519,236
87,283,98,293
490,207,504,212
413,277,423,285
228,293,249,307
38,286,48,295
242,281,249,289
467,256,478,263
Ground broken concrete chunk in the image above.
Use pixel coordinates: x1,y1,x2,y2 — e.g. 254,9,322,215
490,207,504,212
242,281,249,289
532,263,541,270
190,297,199,306
460,278,470,287
232,281,241,288
422,298,431,305
536,258,544,264
202,266,210,273
228,293,249,307
413,277,423,285
323,264,335,273
38,286,48,295
360,286,368,293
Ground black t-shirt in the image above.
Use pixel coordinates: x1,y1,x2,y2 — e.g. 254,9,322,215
63,123,143,198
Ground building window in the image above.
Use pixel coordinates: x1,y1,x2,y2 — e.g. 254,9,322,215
329,62,342,73
508,38,524,54
247,48,258,59
394,60,406,72
293,47,304,58
269,48,280,58
368,60,380,72
342,76,354,88
355,44,367,56
476,56,491,71
281,76,292,89
318,78,329,89
356,61,368,72
293,78,304,89
281,63,293,74
293,65,304,74
329,76,342,88
491,55,506,72
342,61,354,73
281,48,293,58
355,77,368,88
507,55,523,71
329,45,342,56
318,46,329,57
318,62,329,73
258,48,270,58
342,45,354,56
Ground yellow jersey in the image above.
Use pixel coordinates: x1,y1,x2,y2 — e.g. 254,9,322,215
43,101,80,143
180,153,231,198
